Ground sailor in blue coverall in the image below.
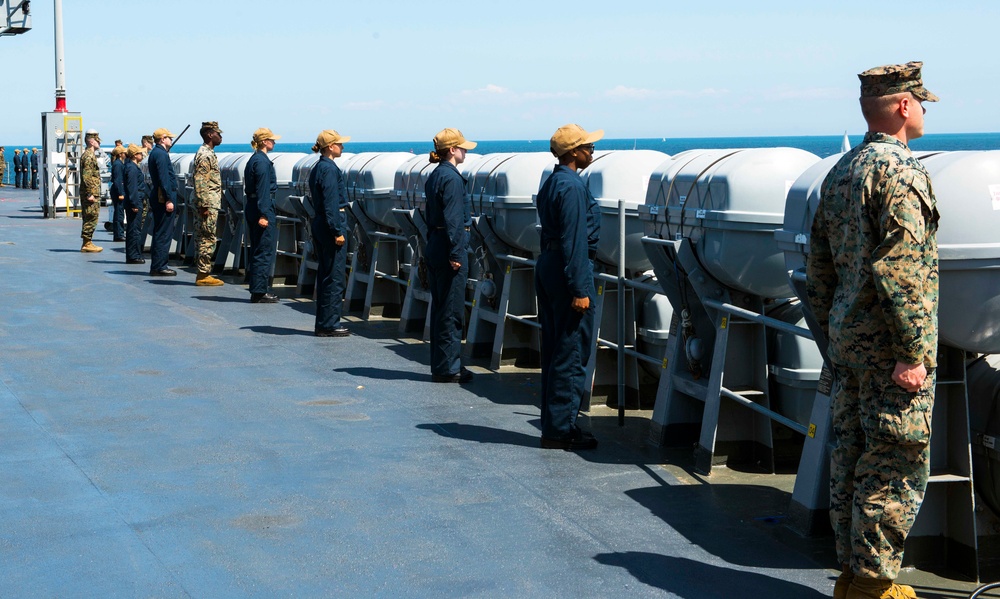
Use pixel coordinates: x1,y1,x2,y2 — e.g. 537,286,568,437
308,129,351,335
244,128,281,303
424,128,478,384
30,149,39,189
147,129,178,276
535,124,604,450
123,144,148,264
109,148,126,241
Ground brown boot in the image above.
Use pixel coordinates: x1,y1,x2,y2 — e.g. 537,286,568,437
81,240,103,253
834,566,854,599
195,273,224,286
847,577,918,599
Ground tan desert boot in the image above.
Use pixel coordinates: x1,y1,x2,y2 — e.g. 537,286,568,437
81,241,103,253
847,577,918,599
195,273,224,286
834,566,854,599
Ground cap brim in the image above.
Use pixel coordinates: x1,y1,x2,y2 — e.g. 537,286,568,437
457,140,477,150
584,129,605,145
912,86,939,102
270,134,282,141
336,136,351,144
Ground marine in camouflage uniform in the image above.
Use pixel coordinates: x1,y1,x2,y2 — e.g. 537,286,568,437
79,131,104,252
191,122,224,286
0,147,5,186
807,62,939,599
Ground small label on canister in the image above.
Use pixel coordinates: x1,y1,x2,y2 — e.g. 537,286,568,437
990,184,1000,211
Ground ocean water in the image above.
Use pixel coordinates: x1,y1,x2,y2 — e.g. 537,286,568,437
3,133,998,185
171,132,1000,159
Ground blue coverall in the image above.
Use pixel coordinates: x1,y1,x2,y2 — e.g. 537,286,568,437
110,157,125,240
147,145,177,273
243,150,277,296
423,161,470,377
123,160,148,262
308,155,348,332
534,164,600,439
29,152,38,189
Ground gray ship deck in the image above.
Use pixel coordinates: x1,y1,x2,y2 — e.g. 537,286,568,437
0,186,984,597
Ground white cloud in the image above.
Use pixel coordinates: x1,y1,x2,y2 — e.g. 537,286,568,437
460,85,577,102
461,84,510,96
522,91,579,100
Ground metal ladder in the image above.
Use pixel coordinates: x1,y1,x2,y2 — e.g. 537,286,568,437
62,115,83,217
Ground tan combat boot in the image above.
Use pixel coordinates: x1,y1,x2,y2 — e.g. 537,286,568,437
81,240,103,253
847,576,918,599
195,273,224,286
833,565,854,599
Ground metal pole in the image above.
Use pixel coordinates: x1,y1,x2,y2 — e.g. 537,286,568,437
53,0,67,112
617,200,626,427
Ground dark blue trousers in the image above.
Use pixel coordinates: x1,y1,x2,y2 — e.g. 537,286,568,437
426,233,467,376
112,199,125,239
535,251,596,439
246,221,276,294
314,237,347,331
125,209,143,261
31,169,38,189
149,202,175,272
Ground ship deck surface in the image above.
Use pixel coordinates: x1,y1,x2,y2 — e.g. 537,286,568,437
0,187,983,597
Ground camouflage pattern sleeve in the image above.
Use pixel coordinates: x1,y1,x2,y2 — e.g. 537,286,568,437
806,197,835,341
806,175,838,339
80,149,101,200
869,166,939,366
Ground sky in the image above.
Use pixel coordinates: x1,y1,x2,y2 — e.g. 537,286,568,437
2,1,998,146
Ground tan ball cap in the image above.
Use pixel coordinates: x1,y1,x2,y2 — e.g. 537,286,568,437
433,128,477,152
316,129,350,148
252,128,281,144
550,124,604,157
126,144,145,158
153,128,176,141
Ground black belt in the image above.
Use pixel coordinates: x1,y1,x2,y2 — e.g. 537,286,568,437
544,240,597,260
432,226,471,232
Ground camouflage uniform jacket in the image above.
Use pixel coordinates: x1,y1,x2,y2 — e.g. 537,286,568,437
806,131,939,370
80,147,101,200
192,143,222,210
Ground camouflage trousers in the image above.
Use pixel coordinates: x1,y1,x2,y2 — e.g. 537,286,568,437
192,208,218,274
80,198,101,241
830,364,934,580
